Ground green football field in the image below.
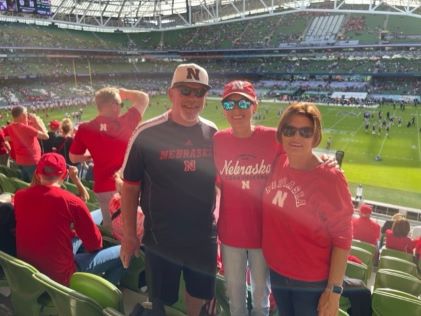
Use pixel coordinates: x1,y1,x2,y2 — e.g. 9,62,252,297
1,95,420,209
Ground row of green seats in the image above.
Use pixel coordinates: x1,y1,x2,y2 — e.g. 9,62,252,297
0,250,124,316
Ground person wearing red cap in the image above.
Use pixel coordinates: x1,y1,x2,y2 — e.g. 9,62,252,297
69,87,149,232
352,203,381,246
121,63,216,316
262,103,353,316
4,105,49,182
14,153,124,286
213,80,283,316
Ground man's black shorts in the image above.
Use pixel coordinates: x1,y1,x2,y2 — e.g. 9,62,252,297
145,241,217,305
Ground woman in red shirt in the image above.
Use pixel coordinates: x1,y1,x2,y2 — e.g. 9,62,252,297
262,102,353,316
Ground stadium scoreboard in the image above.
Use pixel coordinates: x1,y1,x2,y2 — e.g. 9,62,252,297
0,0,50,15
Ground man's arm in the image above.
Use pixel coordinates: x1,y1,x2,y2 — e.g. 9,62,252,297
120,181,141,268
28,113,49,140
119,88,149,116
69,152,91,164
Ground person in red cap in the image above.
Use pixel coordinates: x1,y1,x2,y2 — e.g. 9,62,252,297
69,87,149,232
352,203,381,246
213,80,283,316
4,105,49,182
14,153,124,286
121,63,216,316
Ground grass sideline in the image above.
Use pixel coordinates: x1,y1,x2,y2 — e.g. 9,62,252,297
1,96,420,209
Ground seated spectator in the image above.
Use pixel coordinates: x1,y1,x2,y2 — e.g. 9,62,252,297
0,127,10,166
385,217,416,254
352,203,381,246
380,213,405,248
14,153,124,286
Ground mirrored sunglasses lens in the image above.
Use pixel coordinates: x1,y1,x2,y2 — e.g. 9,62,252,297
222,101,235,110
238,99,252,109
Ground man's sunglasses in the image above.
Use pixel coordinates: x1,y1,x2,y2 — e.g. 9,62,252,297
175,85,208,97
281,125,314,138
222,99,252,111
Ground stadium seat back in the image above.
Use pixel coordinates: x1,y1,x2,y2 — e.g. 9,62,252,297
351,239,376,255
350,246,373,266
0,165,22,179
378,256,418,276
102,307,125,316
374,268,421,296
69,272,123,311
345,260,368,283
33,272,103,316
372,288,421,316
380,247,414,262
10,177,30,190
0,250,54,316
0,173,17,193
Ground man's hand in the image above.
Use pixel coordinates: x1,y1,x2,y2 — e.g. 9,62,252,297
120,235,141,268
317,290,340,316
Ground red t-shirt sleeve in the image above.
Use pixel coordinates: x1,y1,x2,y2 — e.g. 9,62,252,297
318,169,353,250
70,198,102,251
120,107,141,131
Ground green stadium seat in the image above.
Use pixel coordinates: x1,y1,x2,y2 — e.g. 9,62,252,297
10,177,30,191
378,256,418,276
0,165,22,179
345,260,368,283
0,173,17,193
372,288,421,316
338,308,349,316
102,307,125,316
69,272,123,311
374,268,421,296
33,272,117,316
380,247,414,262
0,250,55,316
350,246,373,278
351,239,377,256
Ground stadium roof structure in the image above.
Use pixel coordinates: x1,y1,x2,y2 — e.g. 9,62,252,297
1,0,421,31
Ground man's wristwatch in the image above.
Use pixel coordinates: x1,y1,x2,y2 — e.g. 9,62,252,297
325,284,343,295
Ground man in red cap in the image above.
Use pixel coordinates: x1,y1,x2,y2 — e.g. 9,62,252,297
14,153,124,286
352,203,381,245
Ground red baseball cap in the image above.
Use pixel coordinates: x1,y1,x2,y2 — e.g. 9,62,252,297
49,120,60,130
360,203,372,215
222,80,257,102
36,153,67,179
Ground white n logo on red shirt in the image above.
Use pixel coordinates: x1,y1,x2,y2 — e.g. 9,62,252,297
242,180,250,190
272,190,287,207
100,123,107,131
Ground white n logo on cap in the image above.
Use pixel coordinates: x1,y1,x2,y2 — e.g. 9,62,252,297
186,68,200,81
232,81,244,90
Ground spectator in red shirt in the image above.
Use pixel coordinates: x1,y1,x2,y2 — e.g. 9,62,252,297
14,153,124,286
4,106,49,182
352,203,381,246
69,87,149,232
262,102,353,316
385,217,416,254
